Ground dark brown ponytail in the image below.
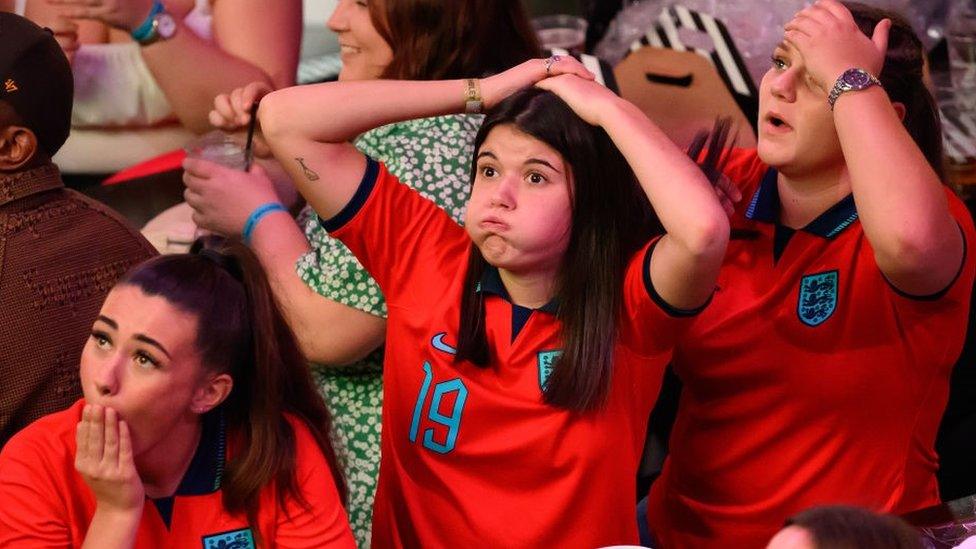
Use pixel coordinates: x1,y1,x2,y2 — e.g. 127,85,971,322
121,238,346,538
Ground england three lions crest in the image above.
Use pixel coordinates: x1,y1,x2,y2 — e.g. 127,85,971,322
797,270,838,327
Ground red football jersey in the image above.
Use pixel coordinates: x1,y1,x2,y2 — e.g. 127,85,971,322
0,399,355,548
328,159,691,548
647,149,976,548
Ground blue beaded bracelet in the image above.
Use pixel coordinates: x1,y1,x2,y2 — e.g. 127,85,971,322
130,0,164,42
242,202,287,244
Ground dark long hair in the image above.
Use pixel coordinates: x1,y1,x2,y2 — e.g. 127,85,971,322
119,239,346,536
846,2,945,181
370,0,541,80
455,89,659,411
787,505,923,549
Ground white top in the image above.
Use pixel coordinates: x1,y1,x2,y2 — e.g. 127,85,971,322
48,0,213,173
70,0,213,127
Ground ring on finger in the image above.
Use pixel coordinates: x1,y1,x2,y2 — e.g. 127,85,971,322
544,55,562,76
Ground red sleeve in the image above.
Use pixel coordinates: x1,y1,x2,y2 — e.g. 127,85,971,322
0,425,73,548
325,157,470,306
618,238,703,357
880,189,976,374
887,188,976,307
273,416,355,549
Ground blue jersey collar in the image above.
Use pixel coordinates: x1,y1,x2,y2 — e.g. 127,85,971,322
745,168,859,239
150,408,226,528
476,265,559,315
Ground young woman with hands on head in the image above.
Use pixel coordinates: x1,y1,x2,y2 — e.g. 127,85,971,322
0,242,354,548
646,2,976,547
251,56,728,547
183,2,541,543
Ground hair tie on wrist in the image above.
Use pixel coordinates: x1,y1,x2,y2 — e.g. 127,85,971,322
242,202,287,244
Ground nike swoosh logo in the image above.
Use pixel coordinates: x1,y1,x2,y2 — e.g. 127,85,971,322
431,332,457,355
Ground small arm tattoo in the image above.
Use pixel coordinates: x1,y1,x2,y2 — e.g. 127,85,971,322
295,158,320,181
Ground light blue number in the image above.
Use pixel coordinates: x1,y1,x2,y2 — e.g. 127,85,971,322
422,379,468,454
407,362,468,454
408,362,433,443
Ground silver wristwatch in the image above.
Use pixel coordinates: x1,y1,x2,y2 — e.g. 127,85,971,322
827,68,881,110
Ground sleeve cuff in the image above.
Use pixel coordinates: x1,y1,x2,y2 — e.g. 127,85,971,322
885,222,968,302
319,156,380,233
642,238,714,317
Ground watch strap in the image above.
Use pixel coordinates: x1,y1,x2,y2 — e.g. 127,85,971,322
464,79,482,114
131,0,164,42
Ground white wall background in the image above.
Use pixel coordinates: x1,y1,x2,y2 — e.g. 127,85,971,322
301,0,338,58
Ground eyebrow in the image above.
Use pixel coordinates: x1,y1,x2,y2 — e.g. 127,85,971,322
96,315,118,329
96,315,172,359
525,158,561,173
135,335,172,359
775,42,795,56
475,151,561,173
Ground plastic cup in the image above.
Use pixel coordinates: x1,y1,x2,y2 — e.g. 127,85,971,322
183,130,247,171
532,14,588,55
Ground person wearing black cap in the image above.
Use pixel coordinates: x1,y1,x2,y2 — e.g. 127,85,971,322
0,12,156,447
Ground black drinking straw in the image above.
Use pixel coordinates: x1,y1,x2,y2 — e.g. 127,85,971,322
243,101,260,171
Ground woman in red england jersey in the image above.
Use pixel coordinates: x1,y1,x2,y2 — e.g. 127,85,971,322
0,240,354,548
647,2,976,547
228,57,730,546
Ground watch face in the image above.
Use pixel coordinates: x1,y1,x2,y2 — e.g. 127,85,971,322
156,13,177,39
843,69,871,89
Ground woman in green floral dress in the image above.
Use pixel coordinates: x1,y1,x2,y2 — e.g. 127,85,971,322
183,1,539,545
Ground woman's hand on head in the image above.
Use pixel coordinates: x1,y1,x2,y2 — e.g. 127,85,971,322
482,56,595,111
534,74,618,126
46,0,155,32
783,0,890,91
183,158,281,237
75,405,145,514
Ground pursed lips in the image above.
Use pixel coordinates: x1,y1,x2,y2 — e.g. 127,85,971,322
479,216,509,232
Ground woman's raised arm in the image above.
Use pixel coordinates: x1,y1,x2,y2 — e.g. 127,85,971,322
537,75,729,310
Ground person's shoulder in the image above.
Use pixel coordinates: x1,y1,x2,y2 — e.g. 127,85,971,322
2,400,82,463
282,412,318,450
279,413,335,484
60,190,156,253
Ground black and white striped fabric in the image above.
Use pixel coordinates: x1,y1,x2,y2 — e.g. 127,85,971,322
629,4,758,132
942,107,976,164
545,48,620,95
